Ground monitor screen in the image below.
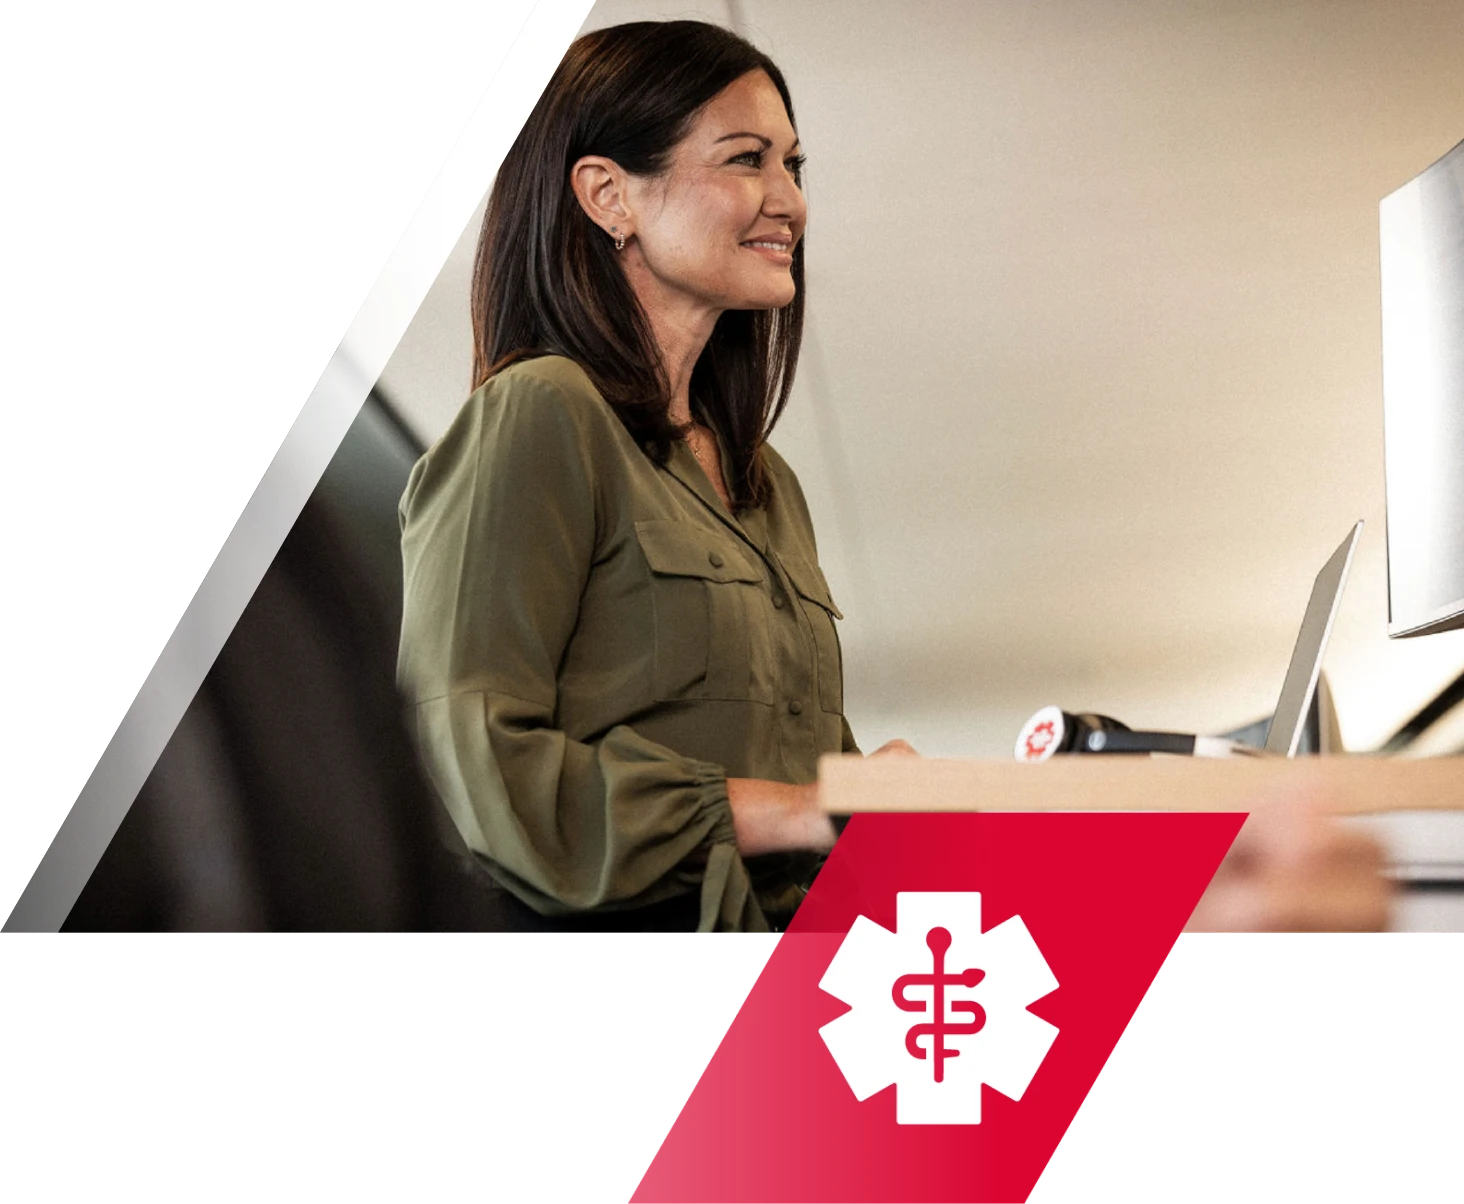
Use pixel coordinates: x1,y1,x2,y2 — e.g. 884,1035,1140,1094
1380,136,1464,637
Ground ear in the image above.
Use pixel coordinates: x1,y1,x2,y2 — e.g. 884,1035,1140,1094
570,155,633,239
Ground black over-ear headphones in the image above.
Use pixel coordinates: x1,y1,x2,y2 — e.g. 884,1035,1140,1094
1014,706,1261,761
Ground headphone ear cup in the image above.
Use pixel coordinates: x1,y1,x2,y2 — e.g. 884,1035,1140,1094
1066,713,1098,748
1050,710,1081,753
1016,706,1077,759
1016,707,1144,760
1060,712,1110,753
1075,712,1132,734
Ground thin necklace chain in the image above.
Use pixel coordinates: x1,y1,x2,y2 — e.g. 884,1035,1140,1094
685,421,713,460
685,422,732,507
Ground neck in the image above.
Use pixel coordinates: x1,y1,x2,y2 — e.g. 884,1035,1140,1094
621,257,721,427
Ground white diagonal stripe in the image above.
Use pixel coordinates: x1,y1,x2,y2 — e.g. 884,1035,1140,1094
5,0,597,931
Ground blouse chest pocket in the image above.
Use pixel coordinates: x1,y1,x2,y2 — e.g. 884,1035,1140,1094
634,520,774,704
779,553,846,715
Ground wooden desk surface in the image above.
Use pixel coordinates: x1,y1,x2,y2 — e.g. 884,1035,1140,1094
818,754,1464,816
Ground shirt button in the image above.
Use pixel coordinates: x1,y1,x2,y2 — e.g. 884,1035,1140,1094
788,699,804,715
708,551,724,568
772,594,785,609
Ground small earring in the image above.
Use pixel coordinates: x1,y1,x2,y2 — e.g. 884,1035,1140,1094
611,225,626,252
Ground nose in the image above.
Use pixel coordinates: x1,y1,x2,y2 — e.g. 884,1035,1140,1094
764,161,807,231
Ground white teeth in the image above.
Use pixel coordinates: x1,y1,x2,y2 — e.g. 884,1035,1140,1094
746,241,789,251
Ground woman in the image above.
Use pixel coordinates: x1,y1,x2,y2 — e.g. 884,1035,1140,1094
397,20,911,932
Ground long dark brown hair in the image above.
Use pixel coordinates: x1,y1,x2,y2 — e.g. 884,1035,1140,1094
470,20,804,510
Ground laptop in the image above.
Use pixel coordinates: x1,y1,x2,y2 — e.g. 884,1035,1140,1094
1261,521,1363,756
1015,521,1363,760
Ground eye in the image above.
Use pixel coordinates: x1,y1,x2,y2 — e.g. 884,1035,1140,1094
726,147,805,186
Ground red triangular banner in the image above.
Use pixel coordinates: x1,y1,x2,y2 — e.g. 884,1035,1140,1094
635,812,1243,1203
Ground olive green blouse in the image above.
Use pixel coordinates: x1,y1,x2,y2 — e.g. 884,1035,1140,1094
396,355,857,931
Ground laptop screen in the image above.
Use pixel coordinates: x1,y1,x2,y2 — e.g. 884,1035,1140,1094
1263,523,1362,756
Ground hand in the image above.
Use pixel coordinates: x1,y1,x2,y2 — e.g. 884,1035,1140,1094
1186,790,1392,932
726,778,835,856
869,739,920,758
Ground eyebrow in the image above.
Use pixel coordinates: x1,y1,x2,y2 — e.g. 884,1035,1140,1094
712,131,803,153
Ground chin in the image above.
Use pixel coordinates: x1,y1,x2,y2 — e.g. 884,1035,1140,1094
730,281,798,311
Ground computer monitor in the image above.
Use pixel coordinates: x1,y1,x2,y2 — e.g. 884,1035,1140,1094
1380,135,1464,638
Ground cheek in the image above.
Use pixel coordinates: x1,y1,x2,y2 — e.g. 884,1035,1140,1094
655,193,754,279
679,188,752,251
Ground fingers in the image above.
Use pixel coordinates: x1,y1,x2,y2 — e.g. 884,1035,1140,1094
1187,792,1393,932
870,739,920,758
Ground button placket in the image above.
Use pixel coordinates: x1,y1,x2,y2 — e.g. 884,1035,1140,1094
773,552,845,716
765,559,814,738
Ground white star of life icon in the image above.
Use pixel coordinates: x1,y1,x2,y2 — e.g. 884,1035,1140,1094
819,892,1060,1124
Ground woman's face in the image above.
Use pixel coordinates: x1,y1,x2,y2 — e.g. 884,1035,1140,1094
624,70,807,315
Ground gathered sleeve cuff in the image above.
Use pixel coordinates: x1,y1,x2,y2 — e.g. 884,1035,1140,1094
690,768,766,933
407,695,767,930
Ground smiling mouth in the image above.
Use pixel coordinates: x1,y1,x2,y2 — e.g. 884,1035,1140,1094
743,240,791,252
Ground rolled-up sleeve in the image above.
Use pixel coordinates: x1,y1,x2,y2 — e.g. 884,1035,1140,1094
397,369,762,931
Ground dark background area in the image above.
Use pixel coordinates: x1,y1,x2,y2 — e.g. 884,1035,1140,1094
8,11,1452,1204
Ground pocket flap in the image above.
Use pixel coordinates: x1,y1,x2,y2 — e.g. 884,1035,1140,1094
781,554,844,619
635,521,762,584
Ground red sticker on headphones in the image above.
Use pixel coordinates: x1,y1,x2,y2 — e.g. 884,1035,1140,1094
1015,706,1065,762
